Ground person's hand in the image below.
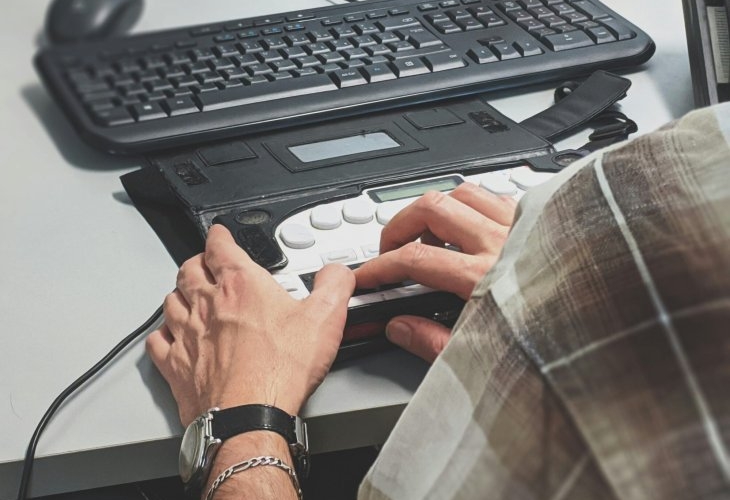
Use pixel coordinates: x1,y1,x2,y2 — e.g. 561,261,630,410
146,224,355,426
354,183,516,362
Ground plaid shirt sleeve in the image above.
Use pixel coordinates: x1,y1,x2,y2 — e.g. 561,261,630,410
358,101,730,500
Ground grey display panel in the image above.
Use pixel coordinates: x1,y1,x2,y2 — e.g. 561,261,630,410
289,132,401,163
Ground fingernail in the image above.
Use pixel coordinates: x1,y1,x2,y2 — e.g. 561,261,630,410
386,320,412,347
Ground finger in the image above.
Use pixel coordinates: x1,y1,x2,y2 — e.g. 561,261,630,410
306,264,356,322
386,316,452,364
380,191,509,255
163,289,190,334
204,224,254,278
449,182,516,227
145,325,173,371
354,242,490,299
420,229,444,248
177,253,215,305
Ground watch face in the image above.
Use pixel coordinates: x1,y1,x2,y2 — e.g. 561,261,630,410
179,417,205,483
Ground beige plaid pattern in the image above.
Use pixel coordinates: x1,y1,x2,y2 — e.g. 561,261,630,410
358,102,730,500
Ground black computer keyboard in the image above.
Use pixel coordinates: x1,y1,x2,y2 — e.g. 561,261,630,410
35,0,654,153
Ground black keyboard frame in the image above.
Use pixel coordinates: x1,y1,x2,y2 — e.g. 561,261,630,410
35,0,655,154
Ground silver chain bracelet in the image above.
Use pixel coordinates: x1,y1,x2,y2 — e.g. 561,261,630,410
204,455,303,500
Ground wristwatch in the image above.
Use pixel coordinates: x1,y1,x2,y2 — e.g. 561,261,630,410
178,404,309,494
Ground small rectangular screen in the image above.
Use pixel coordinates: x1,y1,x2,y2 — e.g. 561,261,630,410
371,176,462,203
288,132,401,163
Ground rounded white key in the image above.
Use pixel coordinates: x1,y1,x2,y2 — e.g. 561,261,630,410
310,205,342,230
321,248,357,265
342,198,374,224
376,202,403,225
479,173,518,196
279,224,316,249
361,243,379,259
510,167,553,190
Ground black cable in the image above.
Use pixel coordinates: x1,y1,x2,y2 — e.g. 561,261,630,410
16,304,164,500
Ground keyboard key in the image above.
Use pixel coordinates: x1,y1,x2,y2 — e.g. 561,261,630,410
387,45,449,60
93,106,135,126
306,42,331,55
318,52,345,64
330,68,368,87
481,14,506,27
162,96,200,116
376,17,422,31
388,40,416,52
270,59,298,72
491,42,522,59
321,248,358,265
351,35,377,48
457,18,485,30
600,17,636,40
353,23,380,35
478,174,518,195
562,11,589,23
467,47,499,63
587,26,616,43
541,31,594,50
280,224,315,249
342,48,369,60
310,205,342,230
362,62,397,82
571,0,609,20
514,40,544,56
286,13,315,22
343,199,374,224
246,63,274,76
551,3,575,15
295,56,320,68
445,8,473,20
390,57,430,77
130,102,168,121
403,27,443,48
468,6,494,17
433,21,462,34
254,17,284,27
195,74,338,110
418,3,439,11
423,51,465,71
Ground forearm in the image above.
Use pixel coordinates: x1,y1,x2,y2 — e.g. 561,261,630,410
203,431,299,500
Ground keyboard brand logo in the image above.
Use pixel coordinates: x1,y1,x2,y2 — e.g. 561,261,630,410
174,161,209,186
469,111,509,133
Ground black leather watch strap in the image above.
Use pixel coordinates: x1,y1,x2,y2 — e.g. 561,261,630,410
211,404,297,444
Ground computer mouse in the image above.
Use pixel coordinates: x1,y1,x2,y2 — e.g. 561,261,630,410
45,0,144,44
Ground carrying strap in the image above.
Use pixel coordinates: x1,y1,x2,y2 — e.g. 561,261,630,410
521,70,632,142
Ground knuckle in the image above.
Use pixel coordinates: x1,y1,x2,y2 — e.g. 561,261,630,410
418,190,447,213
401,242,431,271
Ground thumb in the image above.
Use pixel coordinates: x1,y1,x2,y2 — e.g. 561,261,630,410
306,264,356,320
386,315,452,363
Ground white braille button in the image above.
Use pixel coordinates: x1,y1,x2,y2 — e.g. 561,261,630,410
361,243,379,258
479,173,518,196
376,201,409,225
274,277,300,293
510,167,553,190
342,198,374,224
321,248,358,265
310,205,342,230
279,224,316,249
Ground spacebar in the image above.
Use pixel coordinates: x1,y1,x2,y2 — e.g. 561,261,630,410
196,75,339,111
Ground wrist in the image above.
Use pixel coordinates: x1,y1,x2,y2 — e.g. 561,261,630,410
204,431,294,498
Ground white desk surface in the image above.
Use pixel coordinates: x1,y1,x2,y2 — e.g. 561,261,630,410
0,0,693,497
